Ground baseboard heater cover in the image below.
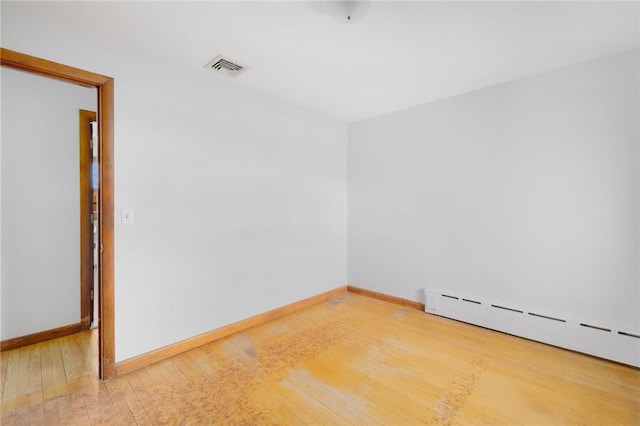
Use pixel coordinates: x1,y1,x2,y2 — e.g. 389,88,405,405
424,288,640,367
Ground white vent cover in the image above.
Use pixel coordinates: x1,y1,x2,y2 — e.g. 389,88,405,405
204,55,247,78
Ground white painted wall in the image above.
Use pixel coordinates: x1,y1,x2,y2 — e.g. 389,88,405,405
349,50,639,332
1,3,347,360
4,2,636,362
1,67,96,339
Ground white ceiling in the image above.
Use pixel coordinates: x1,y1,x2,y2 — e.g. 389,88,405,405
7,1,640,122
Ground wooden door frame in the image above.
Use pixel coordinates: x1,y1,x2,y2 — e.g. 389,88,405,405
79,109,96,329
1,47,116,379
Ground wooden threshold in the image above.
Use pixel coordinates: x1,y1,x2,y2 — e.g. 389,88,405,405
115,285,349,376
347,285,425,311
0,322,85,351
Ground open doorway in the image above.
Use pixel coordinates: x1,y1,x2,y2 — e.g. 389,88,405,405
0,48,115,379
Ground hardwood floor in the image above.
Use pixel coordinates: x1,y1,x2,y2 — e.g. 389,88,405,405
1,293,639,425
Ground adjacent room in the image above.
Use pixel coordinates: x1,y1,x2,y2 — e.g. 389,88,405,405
1,1,638,424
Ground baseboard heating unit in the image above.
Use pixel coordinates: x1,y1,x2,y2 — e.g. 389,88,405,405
424,288,639,367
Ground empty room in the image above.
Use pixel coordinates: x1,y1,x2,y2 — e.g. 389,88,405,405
1,1,638,424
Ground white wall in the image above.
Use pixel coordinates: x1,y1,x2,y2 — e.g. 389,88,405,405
5,2,636,361
1,67,96,339
1,3,347,360
349,50,639,331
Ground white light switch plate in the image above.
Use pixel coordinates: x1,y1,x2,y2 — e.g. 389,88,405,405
121,208,134,225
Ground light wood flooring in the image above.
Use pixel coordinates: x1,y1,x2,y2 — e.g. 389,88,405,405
2,293,639,425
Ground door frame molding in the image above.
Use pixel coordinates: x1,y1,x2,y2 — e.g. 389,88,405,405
79,109,96,329
1,47,116,379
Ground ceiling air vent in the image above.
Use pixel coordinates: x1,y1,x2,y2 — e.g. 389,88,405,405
204,55,247,78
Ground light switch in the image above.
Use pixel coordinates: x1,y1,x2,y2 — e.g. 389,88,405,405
121,208,134,225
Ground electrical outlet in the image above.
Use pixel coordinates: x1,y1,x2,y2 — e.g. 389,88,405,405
276,276,284,288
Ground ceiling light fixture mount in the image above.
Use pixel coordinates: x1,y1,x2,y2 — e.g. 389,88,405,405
324,0,372,24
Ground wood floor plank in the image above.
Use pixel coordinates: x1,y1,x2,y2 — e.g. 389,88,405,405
71,331,95,378
135,363,189,423
0,414,16,426
1,348,20,417
83,381,121,425
39,341,56,401
60,333,93,395
13,347,31,417
104,376,149,425
41,398,60,425
126,372,163,425
27,344,44,425
48,339,69,400
79,330,100,373
0,349,8,396
263,382,340,425
59,391,90,425
58,336,83,389
307,349,435,423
